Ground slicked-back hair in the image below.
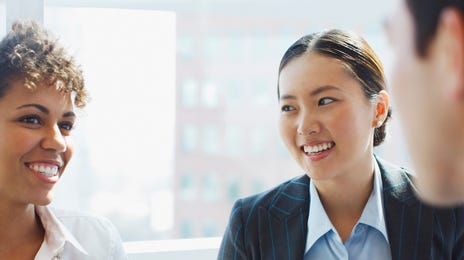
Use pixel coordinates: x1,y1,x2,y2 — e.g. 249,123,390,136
277,29,391,147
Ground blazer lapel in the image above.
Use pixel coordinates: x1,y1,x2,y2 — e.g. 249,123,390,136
258,175,310,260
378,158,434,260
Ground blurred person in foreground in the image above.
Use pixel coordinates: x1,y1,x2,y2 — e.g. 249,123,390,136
0,20,127,259
218,29,463,260
386,0,464,206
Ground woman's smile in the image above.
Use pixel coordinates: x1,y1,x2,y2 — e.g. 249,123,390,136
26,161,63,184
301,141,335,161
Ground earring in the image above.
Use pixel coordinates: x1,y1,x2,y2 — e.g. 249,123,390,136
377,120,383,127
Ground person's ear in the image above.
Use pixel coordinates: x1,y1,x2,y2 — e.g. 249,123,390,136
434,7,464,102
372,90,389,128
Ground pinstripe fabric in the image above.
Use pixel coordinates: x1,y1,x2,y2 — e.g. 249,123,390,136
218,157,464,260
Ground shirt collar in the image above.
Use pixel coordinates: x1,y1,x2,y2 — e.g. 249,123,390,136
305,159,389,252
35,206,87,258
305,177,337,252
358,160,389,243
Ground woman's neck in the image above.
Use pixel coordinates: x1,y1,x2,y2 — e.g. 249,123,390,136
0,200,44,258
313,158,375,242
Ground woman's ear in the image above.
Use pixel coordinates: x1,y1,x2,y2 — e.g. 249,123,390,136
372,90,389,127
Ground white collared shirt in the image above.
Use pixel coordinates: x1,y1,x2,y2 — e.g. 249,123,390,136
35,206,128,260
304,160,392,259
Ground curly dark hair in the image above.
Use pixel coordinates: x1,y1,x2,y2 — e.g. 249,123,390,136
0,20,88,107
278,29,392,147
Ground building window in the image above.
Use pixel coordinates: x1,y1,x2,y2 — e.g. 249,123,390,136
201,173,219,202
224,80,242,108
228,178,240,203
45,6,176,241
203,222,217,237
178,36,195,59
181,78,198,108
201,125,219,154
181,220,193,238
201,80,219,108
250,126,268,155
252,180,265,194
224,125,241,157
181,125,198,153
179,174,197,201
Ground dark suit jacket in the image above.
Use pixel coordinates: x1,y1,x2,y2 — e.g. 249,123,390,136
218,158,464,260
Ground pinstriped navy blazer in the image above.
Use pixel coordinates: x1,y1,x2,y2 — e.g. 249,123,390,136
218,158,464,260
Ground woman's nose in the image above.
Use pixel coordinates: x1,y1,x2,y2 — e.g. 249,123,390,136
40,125,67,153
297,113,320,136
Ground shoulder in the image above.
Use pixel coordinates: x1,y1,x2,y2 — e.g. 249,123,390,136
376,156,413,181
220,175,309,258
376,156,417,198
51,207,115,226
49,207,128,259
51,207,119,236
376,157,464,247
233,175,310,214
227,174,310,227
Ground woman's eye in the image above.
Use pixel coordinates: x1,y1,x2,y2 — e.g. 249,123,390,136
18,115,41,125
318,97,335,106
59,121,74,131
281,105,295,112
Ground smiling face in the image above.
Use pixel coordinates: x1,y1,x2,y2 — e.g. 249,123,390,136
278,52,379,183
0,79,75,206
386,0,464,205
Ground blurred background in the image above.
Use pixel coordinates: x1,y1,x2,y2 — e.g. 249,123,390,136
1,0,409,243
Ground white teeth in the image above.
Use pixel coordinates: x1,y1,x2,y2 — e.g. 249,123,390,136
28,164,59,177
303,142,333,154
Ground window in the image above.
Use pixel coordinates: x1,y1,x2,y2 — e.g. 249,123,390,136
227,178,241,203
181,125,198,153
5,0,404,248
201,125,219,154
181,78,198,108
201,80,219,108
180,174,197,201
201,173,219,202
44,6,177,242
224,125,242,157
250,126,268,156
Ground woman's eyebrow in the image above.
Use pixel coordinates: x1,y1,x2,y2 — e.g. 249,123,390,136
16,103,49,114
63,111,76,118
279,85,341,101
16,104,75,118
309,85,340,96
279,94,296,101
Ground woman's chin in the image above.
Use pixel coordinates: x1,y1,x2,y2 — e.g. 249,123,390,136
32,193,54,206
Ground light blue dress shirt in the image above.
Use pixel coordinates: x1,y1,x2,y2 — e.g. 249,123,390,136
304,161,392,260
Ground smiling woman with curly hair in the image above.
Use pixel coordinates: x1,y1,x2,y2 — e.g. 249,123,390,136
0,20,127,259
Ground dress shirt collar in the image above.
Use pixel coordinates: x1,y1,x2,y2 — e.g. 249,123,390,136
35,206,87,259
358,160,389,242
305,159,389,252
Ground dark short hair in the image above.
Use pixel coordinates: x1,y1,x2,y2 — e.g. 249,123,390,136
0,20,88,107
278,29,391,147
406,0,464,56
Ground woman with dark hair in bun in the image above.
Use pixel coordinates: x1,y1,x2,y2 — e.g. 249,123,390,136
219,29,463,260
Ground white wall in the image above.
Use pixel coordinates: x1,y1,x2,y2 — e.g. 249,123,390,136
124,237,221,260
